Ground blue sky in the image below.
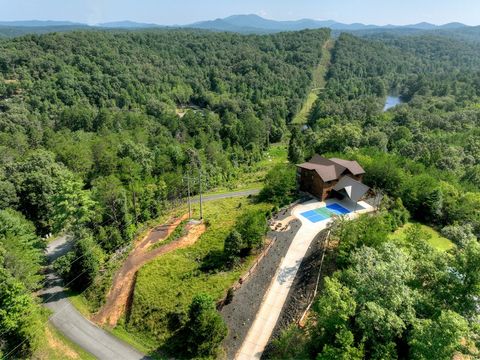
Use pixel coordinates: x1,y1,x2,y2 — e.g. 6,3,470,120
0,0,479,26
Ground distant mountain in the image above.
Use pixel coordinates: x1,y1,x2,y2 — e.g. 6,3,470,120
439,22,468,29
0,15,472,38
97,21,161,29
0,20,82,27
186,14,468,33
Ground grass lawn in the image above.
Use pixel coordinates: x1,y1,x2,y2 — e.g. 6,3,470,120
390,222,455,251
124,197,272,354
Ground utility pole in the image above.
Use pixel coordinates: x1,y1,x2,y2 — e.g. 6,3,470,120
130,181,138,226
187,172,192,219
199,167,203,220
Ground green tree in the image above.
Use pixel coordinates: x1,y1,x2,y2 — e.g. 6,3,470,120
184,293,227,358
237,210,268,252
7,149,76,234
52,174,95,233
409,311,469,360
224,230,243,267
0,264,42,358
55,232,104,292
0,209,43,291
317,328,364,360
259,164,296,206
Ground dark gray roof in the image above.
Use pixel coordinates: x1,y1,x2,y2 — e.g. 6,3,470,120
297,155,365,182
329,158,365,176
333,176,370,202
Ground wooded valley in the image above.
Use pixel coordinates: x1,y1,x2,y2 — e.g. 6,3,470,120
0,24,479,359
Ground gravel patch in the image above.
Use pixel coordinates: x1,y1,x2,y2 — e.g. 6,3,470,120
221,210,301,359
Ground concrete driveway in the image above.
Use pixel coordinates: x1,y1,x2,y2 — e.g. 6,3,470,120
236,198,373,359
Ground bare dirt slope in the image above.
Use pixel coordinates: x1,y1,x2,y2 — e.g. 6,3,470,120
94,214,206,326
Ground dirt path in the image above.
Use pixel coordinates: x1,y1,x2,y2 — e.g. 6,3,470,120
94,214,206,326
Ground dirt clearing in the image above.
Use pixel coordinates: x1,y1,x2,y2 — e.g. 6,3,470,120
94,214,206,326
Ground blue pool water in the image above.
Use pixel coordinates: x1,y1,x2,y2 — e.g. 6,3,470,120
301,203,351,223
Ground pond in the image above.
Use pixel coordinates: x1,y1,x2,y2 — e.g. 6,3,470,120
383,95,403,111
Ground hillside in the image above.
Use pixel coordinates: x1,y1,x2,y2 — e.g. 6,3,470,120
270,31,480,360
0,28,329,357
1,22,480,360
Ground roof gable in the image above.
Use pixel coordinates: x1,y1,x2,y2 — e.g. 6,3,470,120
333,176,370,202
297,155,364,182
297,155,346,182
329,158,365,175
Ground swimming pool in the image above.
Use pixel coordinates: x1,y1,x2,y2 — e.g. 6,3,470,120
300,203,351,223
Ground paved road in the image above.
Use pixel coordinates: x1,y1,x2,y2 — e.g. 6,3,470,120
236,199,374,359
41,236,147,360
40,189,260,360
194,189,260,203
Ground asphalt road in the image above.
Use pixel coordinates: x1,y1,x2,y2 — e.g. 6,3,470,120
40,188,260,359
41,236,147,360
194,188,260,203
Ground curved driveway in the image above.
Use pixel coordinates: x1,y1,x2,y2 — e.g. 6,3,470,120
40,189,260,359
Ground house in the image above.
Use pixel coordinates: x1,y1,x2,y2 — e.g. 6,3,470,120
296,155,370,202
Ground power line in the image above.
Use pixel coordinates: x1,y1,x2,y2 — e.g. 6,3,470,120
3,164,206,358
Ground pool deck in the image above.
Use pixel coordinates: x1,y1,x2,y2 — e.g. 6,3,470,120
235,198,374,360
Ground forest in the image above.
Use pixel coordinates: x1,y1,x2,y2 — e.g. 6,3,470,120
277,32,480,359
0,23,480,359
0,28,330,357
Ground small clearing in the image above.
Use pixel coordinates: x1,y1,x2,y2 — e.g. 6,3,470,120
94,214,206,326
390,222,455,251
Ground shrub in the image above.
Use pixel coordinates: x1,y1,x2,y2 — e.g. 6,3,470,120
225,288,235,305
441,223,476,246
54,232,105,292
224,230,243,267
184,294,227,358
237,210,268,252
52,251,75,279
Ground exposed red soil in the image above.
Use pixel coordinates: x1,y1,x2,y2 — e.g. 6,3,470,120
94,214,206,326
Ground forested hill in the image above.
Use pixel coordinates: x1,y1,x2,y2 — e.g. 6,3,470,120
0,29,328,122
281,32,480,360
0,26,329,238
0,29,330,357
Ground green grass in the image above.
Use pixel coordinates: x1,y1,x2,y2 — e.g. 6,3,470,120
389,222,455,251
107,325,165,359
292,39,333,125
125,197,272,354
292,90,320,125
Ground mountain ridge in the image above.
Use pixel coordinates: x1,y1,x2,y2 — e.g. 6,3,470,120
0,14,472,38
